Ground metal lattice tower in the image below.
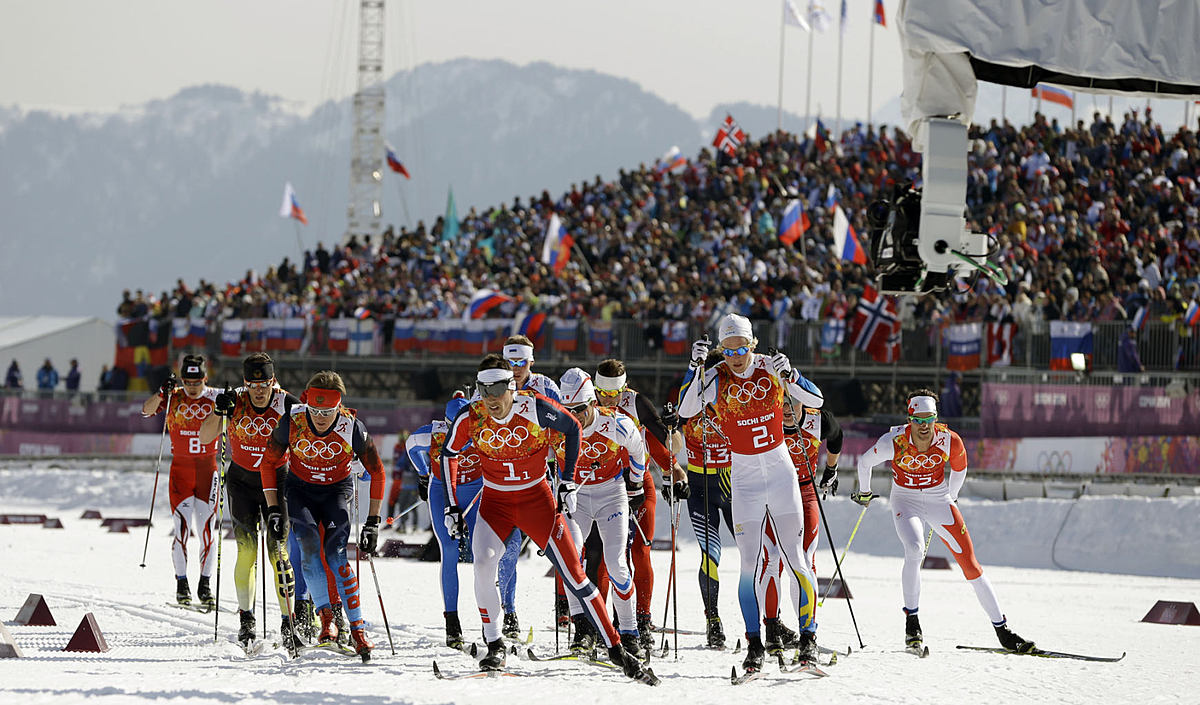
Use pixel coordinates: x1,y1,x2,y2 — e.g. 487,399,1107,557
345,0,386,240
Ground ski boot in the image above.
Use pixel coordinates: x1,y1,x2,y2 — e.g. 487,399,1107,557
237,610,256,648
350,627,374,661
796,629,818,663
444,611,464,650
280,615,302,656
196,576,215,610
620,632,644,662
636,612,655,655
905,611,923,649
294,599,317,643
555,595,570,627
569,614,596,655
775,621,800,649
317,607,338,644
741,635,766,673
994,620,1036,653
764,618,786,655
175,577,191,606
705,613,726,649
502,611,520,640
479,638,506,671
608,643,660,685
331,602,349,646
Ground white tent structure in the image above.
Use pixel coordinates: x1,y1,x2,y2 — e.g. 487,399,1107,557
0,317,113,393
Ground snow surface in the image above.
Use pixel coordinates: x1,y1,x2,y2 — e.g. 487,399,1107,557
2,464,1198,704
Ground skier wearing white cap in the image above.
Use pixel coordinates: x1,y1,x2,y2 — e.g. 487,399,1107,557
677,313,824,672
555,367,648,658
855,388,1035,655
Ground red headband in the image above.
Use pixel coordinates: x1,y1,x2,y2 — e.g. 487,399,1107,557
304,388,342,408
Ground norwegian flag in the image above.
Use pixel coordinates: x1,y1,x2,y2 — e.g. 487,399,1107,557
712,114,746,156
987,322,1014,367
849,286,900,363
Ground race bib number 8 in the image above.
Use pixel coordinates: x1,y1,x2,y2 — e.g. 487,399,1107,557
189,436,202,454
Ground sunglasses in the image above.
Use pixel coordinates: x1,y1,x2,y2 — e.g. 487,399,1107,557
309,406,339,418
907,415,937,425
181,378,204,385
722,346,751,357
505,359,530,368
595,387,623,398
244,380,274,390
567,403,591,414
476,380,511,398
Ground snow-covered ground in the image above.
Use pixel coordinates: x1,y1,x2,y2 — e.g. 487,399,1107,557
2,464,1198,704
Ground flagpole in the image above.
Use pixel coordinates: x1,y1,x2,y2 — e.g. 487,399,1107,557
293,221,305,259
867,11,875,126
835,12,844,136
1001,86,1007,124
777,0,787,132
805,22,815,133
1071,91,1076,125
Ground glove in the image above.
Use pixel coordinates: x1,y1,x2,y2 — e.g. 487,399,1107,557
690,339,711,368
358,515,380,554
159,374,178,397
265,506,287,542
769,351,794,382
214,389,236,417
556,480,578,516
850,491,875,508
417,474,429,502
819,464,839,495
660,403,679,430
661,480,690,502
444,505,466,539
626,479,645,512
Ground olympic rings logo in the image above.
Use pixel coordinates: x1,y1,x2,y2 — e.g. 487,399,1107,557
174,402,211,420
894,454,943,471
785,436,814,455
581,439,609,460
294,439,343,460
236,416,275,437
459,451,479,469
726,378,773,404
1037,450,1072,474
477,425,530,450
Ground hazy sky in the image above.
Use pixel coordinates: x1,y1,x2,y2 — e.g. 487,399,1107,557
0,0,907,122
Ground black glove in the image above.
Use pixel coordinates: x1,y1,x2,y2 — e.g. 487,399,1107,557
444,505,466,539
159,374,177,397
850,491,875,508
661,479,690,502
819,464,839,495
417,474,429,502
660,402,679,431
265,506,286,541
556,481,578,516
358,514,380,554
214,389,236,417
626,479,646,512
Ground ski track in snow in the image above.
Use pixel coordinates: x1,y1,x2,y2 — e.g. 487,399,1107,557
2,466,1198,704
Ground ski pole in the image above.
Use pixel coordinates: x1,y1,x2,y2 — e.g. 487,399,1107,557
820,506,867,605
260,511,267,640
808,464,865,649
214,411,229,643
365,552,397,655
923,526,935,558
140,387,172,568
387,498,425,525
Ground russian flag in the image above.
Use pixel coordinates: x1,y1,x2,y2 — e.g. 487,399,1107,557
353,306,372,321
281,318,305,352
461,319,488,355
541,213,574,276
778,199,810,246
265,318,284,351
589,321,613,356
662,320,688,355
1130,306,1147,332
279,182,308,225
1185,301,1200,327
945,323,981,371
513,312,547,348
655,146,687,174
328,319,351,353
833,205,868,264
188,318,207,347
1032,85,1074,109
171,318,190,349
1049,321,1093,370
873,0,886,26
385,143,410,178
392,318,415,353
466,289,512,319
220,320,244,357
552,317,578,352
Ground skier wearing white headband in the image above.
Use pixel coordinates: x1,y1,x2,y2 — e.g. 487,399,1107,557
855,388,1035,656
497,335,562,403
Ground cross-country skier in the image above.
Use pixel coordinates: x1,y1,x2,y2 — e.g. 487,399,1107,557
440,354,657,684
853,389,1036,654
678,313,824,671
141,354,220,608
501,335,562,402
257,371,386,660
406,395,521,649
197,353,301,651
555,368,646,658
593,358,688,653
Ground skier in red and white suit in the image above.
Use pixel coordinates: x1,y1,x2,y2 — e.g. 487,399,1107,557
678,313,824,670
142,353,221,607
439,354,656,683
854,388,1035,653
555,368,646,658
